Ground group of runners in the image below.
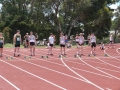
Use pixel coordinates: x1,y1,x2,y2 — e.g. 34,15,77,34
0,30,114,57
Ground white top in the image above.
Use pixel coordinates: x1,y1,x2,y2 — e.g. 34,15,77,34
79,36,84,44
29,35,35,42
90,36,96,43
110,35,113,41
49,36,54,44
76,36,79,42
60,36,65,45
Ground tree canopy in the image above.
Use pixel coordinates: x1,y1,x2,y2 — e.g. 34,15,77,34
0,0,119,43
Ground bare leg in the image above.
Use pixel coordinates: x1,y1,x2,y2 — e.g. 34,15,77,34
14,47,16,56
64,47,65,55
60,47,62,55
33,45,35,55
17,47,20,56
30,45,32,55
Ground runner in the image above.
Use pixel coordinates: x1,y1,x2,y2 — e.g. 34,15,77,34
108,34,114,48
13,30,21,57
47,33,54,55
24,33,29,48
90,33,96,55
29,31,36,56
77,33,84,55
60,32,66,55
75,34,79,48
0,33,4,57
65,34,68,47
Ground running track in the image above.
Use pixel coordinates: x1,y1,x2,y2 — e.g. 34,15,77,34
0,44,120,90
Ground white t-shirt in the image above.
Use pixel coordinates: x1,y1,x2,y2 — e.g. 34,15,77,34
110,35,113,41
60,36,65,45
90,36,96,43
29,35,35,42
79,36,84,44
76,36,79,42
49,36,54,44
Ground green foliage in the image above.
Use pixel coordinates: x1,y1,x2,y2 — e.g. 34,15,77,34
0,0,118,44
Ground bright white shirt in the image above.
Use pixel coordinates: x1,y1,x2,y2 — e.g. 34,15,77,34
90,36,96,43
49,36,54,44
60,36,65,45
110,35,113,41
79,36,84,44
29,35,35,42
76,36,79,42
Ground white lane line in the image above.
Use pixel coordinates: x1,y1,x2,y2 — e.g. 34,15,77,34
95,56,120,69
60,57,104,90
0,60,67,90
78,57,120,80
2,53,87,83
97,67,120,73
0,75,20,90
72,67,112,79
106,88,112,90
5,50,65,67
104,48,120,62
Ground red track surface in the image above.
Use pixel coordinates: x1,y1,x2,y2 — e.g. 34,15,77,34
0,44,120,90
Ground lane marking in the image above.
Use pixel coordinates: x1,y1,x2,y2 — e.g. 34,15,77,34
60,57,104,90
0,60,67,90
78,56,120,80
97,67,120,73
72,67,112,78
2,53,87,83
0,75,20,90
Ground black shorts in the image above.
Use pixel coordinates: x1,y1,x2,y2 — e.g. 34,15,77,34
110,41,113,44
60,44,65,47
30,42,35,46
79,43,83,46
50,44,53,47
76,41,79,44
91,42,96,48
15,44,20,47
26,40,29,43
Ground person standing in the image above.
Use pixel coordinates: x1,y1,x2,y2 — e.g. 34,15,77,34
29,31,36,56
87,34,91,46
77,33,84,55
24,33,29,48
108,34,114,48
13,30,21,56
60,33,66,55
75,34,79,48
0,33,4,57
90,33,96,55
47,33,54,55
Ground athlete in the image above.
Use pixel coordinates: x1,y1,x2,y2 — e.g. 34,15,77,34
13,30,21,56
47,33,54,55
29,31,36,56
77,33,84,55
60,33,66,55
100,42,105,50
90,33,96,55
108,34,114,48
24,33,29,48
0,33,4,56
75,34,79,48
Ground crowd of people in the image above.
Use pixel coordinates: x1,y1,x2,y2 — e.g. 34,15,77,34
0,30,115,57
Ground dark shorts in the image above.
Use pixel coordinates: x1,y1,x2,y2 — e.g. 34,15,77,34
50,44,53,47
26,40,29,43
15,44,20,47
110,41,113,44
91,42,96,48
60,44,65,47
0,45,3,48
30,42,35,46
79,43,84,46
76,41,79,44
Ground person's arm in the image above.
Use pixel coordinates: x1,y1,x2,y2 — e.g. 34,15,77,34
83,37,84,43
34,36,36,45
28,36,30,45
13,34,16,45
20,35,22,45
